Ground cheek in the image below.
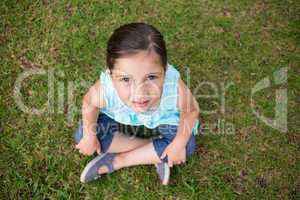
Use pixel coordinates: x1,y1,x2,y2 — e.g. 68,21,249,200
147,81,163,97
114,83,131,100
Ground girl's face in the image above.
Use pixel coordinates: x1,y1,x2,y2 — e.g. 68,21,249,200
110,50,165,113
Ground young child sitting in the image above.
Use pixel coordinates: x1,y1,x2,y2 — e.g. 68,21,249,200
74,22,199,185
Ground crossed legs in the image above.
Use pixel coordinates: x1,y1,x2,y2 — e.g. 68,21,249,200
98,132,162,174
75,114,196,175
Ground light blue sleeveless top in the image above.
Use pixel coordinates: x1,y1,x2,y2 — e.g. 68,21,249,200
100,63,199,135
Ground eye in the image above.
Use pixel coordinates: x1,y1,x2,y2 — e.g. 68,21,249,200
147,75,158,81
120,77,130,83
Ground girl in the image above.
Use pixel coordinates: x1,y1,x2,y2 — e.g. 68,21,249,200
74,22,199,185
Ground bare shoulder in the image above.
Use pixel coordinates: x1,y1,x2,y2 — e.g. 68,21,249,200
84,79,106,108
177,78,199,112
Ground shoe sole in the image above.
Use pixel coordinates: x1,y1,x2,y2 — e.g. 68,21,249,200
80,153,107,183
162,163,170,185
156,163,170,185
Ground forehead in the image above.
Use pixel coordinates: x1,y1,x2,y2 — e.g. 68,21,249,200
113,50,164,76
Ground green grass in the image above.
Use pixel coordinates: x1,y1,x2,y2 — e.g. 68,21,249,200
1,0,299,199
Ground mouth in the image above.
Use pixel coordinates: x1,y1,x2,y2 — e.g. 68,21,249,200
132,100,150,109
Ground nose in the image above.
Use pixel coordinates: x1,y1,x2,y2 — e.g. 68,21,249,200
131,82,149,101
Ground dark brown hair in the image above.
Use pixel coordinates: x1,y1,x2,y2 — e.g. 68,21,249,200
106,22,167,71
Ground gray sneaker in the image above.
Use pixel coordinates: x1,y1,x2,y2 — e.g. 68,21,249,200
80,153,116,183
155,162,170,185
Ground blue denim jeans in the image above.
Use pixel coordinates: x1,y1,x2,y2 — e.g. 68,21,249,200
74,113,196,162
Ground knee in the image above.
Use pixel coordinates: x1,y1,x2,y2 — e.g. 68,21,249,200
186,135,196,156
74,121,83,144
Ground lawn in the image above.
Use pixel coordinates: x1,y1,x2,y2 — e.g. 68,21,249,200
0,0,299,199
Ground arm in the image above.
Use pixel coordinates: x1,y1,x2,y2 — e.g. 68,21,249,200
82,80,106,137
172,78,200,147
160,78,200,166
76,80,106,155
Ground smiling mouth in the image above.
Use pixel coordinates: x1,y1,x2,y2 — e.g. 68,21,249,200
132,100,150,108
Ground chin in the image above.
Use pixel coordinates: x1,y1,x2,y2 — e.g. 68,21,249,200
133,103,154,113
132,106,149,113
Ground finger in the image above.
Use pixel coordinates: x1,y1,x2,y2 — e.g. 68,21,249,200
96,142,101,155
79,149,87,155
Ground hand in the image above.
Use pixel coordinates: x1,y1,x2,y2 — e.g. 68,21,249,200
160,142,186,167
75,134,101,155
